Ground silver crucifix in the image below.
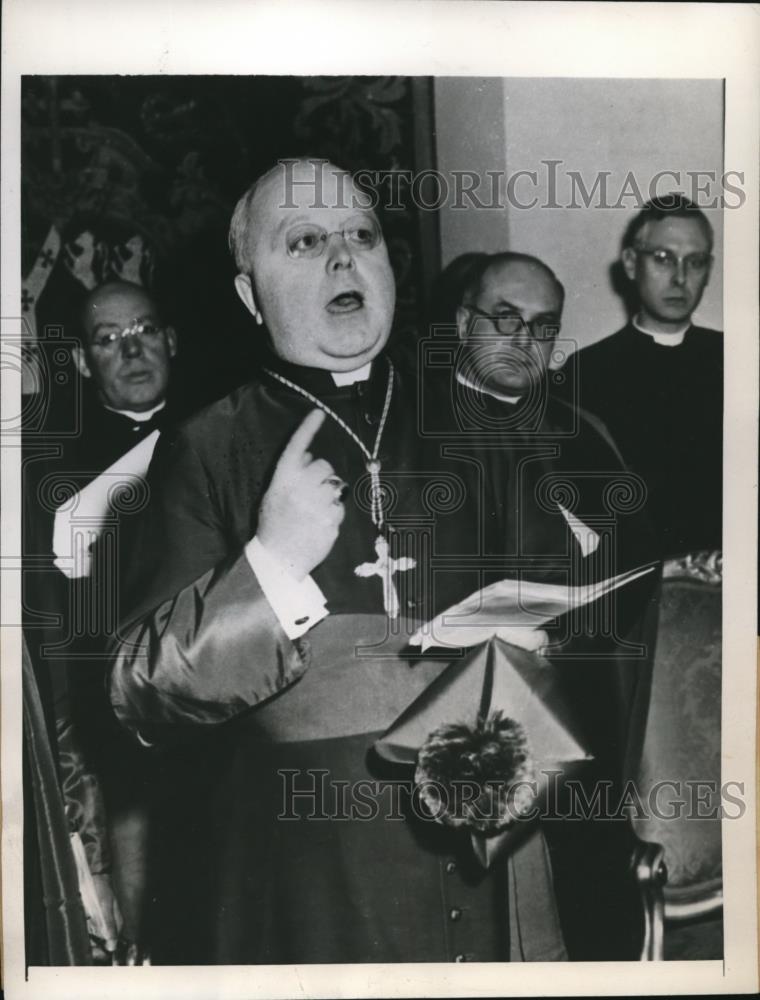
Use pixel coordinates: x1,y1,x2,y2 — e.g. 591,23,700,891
354,535,416,619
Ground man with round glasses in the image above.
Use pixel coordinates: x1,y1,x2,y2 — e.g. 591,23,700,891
70,281,178,955
559,194,722,557
73,281,177,441
22,280,180,961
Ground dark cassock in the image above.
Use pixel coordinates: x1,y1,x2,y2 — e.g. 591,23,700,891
557,322,723,558
110,353,657,964
23,388,178,946
24,388,174,758
423,363,661,959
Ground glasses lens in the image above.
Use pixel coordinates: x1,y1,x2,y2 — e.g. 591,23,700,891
286,225,326,258
93,327,120,350
685,253,711,272
494,314,525,336
531,319,560,341
345,217,381,250
649,250,675,268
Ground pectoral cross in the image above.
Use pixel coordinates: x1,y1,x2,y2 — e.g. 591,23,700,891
355,535,416,619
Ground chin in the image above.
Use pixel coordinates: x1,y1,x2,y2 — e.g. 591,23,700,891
324,330,388,369
652,300,695,322
122,389,163,411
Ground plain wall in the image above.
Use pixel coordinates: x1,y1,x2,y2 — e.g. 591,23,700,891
434,77,724,353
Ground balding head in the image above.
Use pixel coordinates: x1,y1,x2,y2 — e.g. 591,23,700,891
461,252,565,315
230,159,396,372
456,252,564,397
74,281,176,412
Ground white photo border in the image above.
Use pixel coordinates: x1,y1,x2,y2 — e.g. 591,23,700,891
2,1,758,996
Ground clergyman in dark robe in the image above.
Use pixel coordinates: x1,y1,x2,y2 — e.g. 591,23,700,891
109,160,653,965
427,249,659,957
556,194,722,559
23,280,180,957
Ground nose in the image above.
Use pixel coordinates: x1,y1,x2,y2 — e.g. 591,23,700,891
513,325,532,347
325,232,355,271
510,319,533,347
671,259,687,286
120,331,144,358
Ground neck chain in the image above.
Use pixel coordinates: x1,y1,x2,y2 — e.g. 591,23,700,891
263,359,395,532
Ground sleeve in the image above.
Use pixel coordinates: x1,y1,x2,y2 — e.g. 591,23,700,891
245,536,328,639
108,426,312,738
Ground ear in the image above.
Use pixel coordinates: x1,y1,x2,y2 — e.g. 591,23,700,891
621,247,638,282
455,305,469,342
165,325,178,358
234,273,264,326
72,345,92,380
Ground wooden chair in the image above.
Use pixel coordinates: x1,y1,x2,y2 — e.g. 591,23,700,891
631,552,723,960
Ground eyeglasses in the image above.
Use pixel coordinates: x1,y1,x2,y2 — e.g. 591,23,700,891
91,320,164,352
286,216,383,259
465,306,560,341
633,245,713,274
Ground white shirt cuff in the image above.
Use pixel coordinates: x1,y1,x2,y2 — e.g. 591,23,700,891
245,536,328,639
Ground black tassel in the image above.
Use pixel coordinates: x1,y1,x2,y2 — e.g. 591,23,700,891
414,711,537,833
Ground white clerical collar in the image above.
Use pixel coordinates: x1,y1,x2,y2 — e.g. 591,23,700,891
633,315,690,347
332,363,372,386
455,370,522,405
103,400,166,422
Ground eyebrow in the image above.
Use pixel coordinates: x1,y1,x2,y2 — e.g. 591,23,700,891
91,314,156,335
488,299,559,319
271,210,378,245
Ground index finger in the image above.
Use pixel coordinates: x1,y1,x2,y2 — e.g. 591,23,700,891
279,408,326,468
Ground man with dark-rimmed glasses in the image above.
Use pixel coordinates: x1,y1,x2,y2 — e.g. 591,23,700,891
454,251,563,404
439,248,659,960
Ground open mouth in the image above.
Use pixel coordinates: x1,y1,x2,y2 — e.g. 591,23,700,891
326,290,364,314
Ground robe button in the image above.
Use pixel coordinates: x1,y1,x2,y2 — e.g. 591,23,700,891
364,411,377,425
449,907,462,921
445,860,457,874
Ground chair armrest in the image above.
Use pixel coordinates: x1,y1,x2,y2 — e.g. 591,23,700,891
664,879,723,923
631,838,667,960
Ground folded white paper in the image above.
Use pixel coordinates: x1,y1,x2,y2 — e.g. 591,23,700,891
410,563,656,651
52,430,160,580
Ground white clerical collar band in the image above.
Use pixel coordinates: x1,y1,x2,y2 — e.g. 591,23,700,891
455,370,522,405
103,400,166,422
332,363,372,387
633,316,689,347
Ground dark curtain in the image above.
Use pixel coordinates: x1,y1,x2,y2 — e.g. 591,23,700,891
21,75,438,430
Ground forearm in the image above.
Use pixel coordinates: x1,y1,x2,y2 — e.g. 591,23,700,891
109,551,312,737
